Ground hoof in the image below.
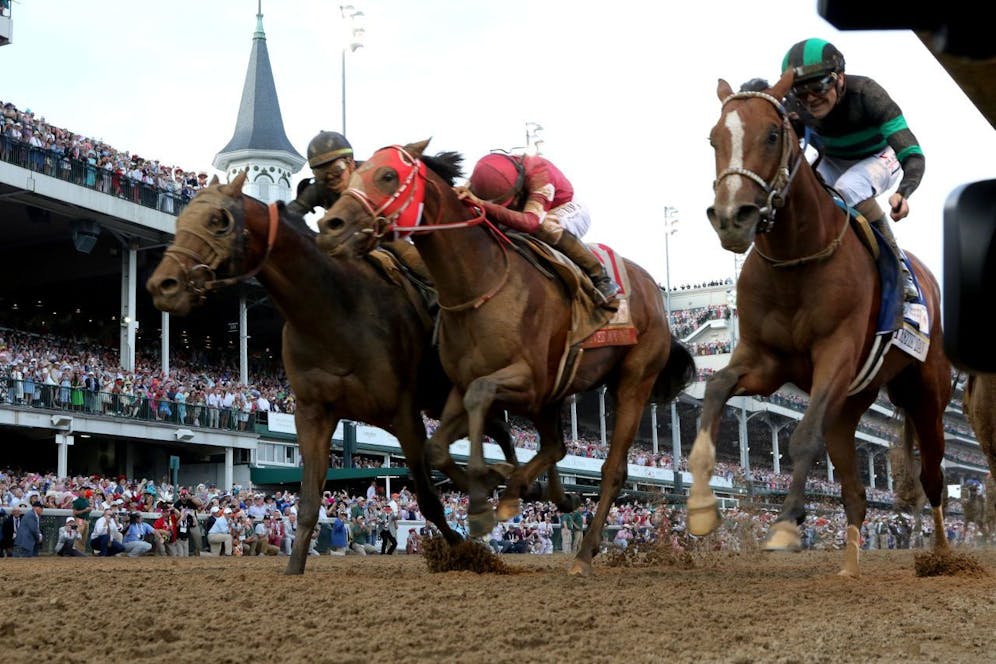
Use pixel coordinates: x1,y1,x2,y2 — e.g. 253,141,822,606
686,499,720,536
496,497,521,522
468,509,496,538
763,521,802,551
567,558,592,577
836,567,860,578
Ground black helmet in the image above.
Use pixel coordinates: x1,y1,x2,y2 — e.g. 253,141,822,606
782,38,845,82
307,131,353,169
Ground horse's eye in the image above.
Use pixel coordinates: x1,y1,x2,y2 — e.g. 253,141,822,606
209,213,232,235
768,128,779,145
382,171,397,184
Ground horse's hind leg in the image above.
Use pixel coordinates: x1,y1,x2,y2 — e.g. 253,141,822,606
688,367,740,536
907,406,950,551
568,379,650,577
823,402,871,577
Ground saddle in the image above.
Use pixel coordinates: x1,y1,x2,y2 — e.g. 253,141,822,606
504,232,638,400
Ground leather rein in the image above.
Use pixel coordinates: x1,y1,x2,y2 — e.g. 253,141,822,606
714,91,848,268
343,146,512,311
162,197,280,302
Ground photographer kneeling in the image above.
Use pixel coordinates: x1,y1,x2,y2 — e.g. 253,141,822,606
121,512,156,557
56,517,87,557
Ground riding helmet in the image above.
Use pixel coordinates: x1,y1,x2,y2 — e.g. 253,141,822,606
468,153,525,206
307,131,353,169
781,38,845,82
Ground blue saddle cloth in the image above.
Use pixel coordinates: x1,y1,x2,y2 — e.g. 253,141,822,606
834,199,923,334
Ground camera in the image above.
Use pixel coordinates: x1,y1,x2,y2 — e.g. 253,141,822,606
69,524,78,530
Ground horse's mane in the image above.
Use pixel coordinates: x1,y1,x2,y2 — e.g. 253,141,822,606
422,151,464,186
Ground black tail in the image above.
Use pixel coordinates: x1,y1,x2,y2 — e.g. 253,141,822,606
652,338,696,404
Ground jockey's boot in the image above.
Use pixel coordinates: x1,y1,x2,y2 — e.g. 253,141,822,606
554,230,620,307
871,216,918,302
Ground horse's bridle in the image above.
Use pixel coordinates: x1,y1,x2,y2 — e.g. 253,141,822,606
343,146,512,311
713,90,805,235
162,196,280,302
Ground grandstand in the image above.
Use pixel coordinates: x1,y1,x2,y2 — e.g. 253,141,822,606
1,6,988,509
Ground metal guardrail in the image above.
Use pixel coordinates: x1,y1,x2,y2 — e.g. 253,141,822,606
1,378,267,432
0,135,189,216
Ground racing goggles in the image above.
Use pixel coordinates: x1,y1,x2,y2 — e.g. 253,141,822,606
792,72,837,98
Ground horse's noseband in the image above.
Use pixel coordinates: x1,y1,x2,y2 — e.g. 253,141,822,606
713,90,804,234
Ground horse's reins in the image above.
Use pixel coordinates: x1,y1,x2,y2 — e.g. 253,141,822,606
343,146,512,311
715,91,848,268
163,198,280,302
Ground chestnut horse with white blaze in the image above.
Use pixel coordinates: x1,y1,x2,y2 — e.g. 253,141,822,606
316,141,694,576
691,73,951,577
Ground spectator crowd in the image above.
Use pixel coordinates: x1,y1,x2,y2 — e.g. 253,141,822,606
1,469,990,559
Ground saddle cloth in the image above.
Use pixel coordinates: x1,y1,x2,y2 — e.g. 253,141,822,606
506,233,638,400
844,205,930,394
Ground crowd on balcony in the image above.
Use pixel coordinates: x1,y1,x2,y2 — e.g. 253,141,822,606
1,98,209,215
1,320,988,486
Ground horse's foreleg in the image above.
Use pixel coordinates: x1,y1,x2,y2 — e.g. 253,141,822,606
568,391,645,577
688,367,739,536
464,364,534,538
286,405,335,575
394,411,462,546
426,388,471,491
498,406,567,522
486,414,519,479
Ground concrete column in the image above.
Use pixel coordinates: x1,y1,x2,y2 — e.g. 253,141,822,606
119,244,138,372
239,294,249,386
225,447,234,490
124,443,134,480
885,452,893,492
650,402,659,455
569,394,578,443
161,311,170,376
56,433,73,478
598,385,607,446
826,451,834,483
771,427,781,475
867,449,876,489
670,401,682,492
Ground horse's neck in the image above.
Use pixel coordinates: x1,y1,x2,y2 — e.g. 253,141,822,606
253,217,355,329
413,207,504,307
768,160,844,254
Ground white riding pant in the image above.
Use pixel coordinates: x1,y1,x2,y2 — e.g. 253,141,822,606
812,146,901,208
544,199,591,238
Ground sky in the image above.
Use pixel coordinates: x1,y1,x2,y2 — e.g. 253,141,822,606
3,0,994,291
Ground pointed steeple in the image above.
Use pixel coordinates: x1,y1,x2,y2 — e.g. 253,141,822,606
213,2,304,203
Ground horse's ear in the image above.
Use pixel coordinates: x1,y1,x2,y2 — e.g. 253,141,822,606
405,139,431,159
771,69,794,101
209,174,220,186
222,170,248,195
717,79,734,102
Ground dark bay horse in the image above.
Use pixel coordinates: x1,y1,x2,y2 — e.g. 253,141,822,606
145,171,514,574
692,72,952,576
316,140,695,576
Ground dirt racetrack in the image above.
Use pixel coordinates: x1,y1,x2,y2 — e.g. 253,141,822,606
2,547,995,664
